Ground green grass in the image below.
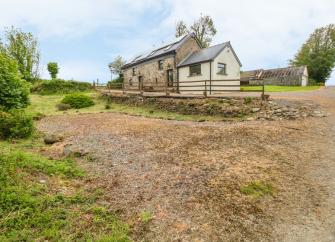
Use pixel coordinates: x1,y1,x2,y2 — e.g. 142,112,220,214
140,211,153,224
240,181,274,198
27,92,226,122
0,141,130,241
241,85,321,92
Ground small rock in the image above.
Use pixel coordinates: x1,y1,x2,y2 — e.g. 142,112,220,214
251,108,260,113
44,134,63,145
39,179,46,184
246,117,255,121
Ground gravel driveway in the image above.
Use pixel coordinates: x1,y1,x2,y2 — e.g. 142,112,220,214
38,87,335,241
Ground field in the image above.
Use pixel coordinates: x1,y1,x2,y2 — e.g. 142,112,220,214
241,85,321,92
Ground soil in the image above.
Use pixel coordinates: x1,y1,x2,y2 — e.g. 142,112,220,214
37,87,335,241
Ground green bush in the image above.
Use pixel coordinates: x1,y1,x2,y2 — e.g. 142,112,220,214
31,79,92,95
0,109,34,139
61,93,94,109
0,53,30,110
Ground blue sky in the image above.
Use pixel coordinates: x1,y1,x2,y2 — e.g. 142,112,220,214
0,0,334,85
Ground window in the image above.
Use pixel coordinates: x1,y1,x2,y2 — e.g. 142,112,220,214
129,79,133,86
218,63,227,75
158,60,164,70
167,69,174,87
189,64,201,76
132,68,136,76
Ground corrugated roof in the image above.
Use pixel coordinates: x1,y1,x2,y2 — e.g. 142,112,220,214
241,66,307,80
122,33,198,69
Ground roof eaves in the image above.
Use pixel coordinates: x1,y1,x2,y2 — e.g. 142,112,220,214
121,50,176,70
177,59,212,68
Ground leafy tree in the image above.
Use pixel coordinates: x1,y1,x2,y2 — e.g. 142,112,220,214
47,62,59,79
0,27,40,82
108,55,125,77
175,14,217,48
290,24,335,84
0,52,30,110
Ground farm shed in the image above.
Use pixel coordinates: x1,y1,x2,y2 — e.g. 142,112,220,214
241,66,308,86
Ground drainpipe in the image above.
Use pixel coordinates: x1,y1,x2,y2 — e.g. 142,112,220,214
209,61,212,95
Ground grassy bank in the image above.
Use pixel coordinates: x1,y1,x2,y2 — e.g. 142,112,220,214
0,140,130,241
241,85,321,92
27,93,226,121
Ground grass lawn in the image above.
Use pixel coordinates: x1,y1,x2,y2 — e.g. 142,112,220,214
240,85,321,92
0,139,130,241
27,92,226,122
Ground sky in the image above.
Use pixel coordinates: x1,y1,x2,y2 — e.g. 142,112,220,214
0,0,334,85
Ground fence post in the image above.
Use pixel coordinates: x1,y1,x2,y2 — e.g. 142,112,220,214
204,80,208,97
140,81,143,96
261,80,265,100
93,81,96,90
165,78,170,96
122,82,125,95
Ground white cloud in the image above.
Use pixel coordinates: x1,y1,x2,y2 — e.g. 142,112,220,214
161,0,335,84
0,0,334,84
0,0,160,39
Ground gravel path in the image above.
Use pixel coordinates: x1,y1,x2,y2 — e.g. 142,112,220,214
37,87,335,241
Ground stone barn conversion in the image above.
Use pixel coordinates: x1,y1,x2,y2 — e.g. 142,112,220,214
241,66,308,86
121,33,242,94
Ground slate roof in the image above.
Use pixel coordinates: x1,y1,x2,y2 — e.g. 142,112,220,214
177,42,242,67
122,33,199,69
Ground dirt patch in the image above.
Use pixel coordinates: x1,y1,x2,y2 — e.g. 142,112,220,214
37,109,326,241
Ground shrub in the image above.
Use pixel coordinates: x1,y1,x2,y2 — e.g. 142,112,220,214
0,53,30,110
56,103,71,111
61,93,94,109
32,112,46,121
105,104,111,110
243,96,253,104
0,109,34,139
31,79,92,95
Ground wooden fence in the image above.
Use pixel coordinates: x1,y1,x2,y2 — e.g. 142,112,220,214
94,79,266,99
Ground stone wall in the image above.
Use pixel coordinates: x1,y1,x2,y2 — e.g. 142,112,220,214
176,37,201,64
123,55,176,91
249,76,303,86
123,36,200,92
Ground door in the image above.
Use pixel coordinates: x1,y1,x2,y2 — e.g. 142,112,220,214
138,76,143,90
167,69,174,87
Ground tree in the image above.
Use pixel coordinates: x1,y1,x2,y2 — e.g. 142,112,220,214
108,55,125,76
108,56,125,84
0,52,30,110
47,62,59,79
175,14,217,48
0,27,40,82
290,24,335,84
